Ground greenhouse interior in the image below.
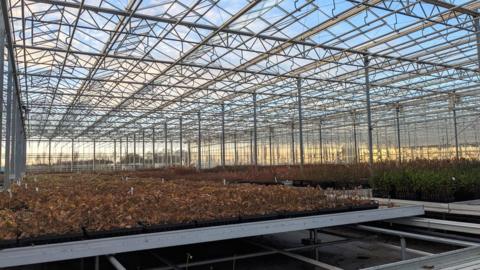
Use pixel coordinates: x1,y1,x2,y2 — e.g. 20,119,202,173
1,0,480,269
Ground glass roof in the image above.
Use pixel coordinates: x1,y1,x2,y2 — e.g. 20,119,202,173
5,0,480,140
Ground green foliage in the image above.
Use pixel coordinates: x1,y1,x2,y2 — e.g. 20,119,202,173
370,159,480,202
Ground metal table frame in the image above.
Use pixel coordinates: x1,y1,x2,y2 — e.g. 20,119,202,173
0,206,423,268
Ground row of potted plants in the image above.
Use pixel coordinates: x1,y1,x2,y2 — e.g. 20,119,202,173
370,159,480,202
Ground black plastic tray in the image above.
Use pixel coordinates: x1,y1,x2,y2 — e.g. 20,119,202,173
0,201,378,249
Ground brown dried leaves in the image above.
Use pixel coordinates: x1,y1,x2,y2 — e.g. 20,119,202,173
0,174,371,240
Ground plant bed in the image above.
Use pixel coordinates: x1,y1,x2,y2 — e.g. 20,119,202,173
106,164,371,189
0,174,374,248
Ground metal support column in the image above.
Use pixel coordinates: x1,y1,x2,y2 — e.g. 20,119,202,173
0,26,4,171
119,138,122,168
207,137,211,168
396,105,402,163
126,137,128,167
474,15,480,69
179,117,183,166
11,100,17,179
319,120,323,164
48,139,51,171
152,127,155,167
187,140,191,166
133,133,136,169
365,55,374,167
92,139,96,171
71,139,74,172
452,96,460,160
142,130,145,168
291,121,295,165
250,130,253,164
113,139,117,170
221,103,225,168
269,127,273,166
234,132,238,166
164,121,168,167
11,86,18,178
297,78,304,172
4,56,12,184
170,139,173,165
352,111,358,164
252,93,258,168
400,237,407,260
18,110,23,179
197,112,202,170
95,256,99,270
